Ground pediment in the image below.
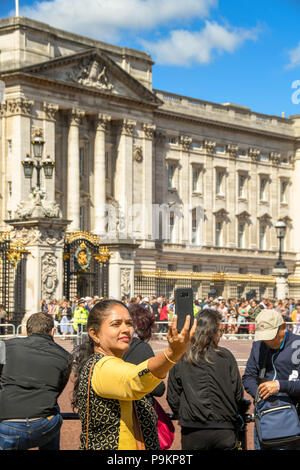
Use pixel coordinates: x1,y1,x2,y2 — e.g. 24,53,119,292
14,49,162,107
236,211,251,218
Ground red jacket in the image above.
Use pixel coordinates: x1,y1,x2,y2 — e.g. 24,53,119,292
160,305,168,321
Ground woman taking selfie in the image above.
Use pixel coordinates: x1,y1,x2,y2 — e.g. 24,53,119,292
72,299,196,450
167,309,244,450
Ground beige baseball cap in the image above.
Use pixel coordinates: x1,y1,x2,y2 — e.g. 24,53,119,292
254,309,284,341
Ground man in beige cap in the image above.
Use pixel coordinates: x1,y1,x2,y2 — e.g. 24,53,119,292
243,309,300,449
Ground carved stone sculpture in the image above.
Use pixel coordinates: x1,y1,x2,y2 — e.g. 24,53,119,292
133,145,143,162
67,57,114,91
15,188,62,220
41,253,58,301
121,268,131,298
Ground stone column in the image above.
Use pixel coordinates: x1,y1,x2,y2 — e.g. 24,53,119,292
6,98,34,210
43,103,59,201
142,123,156,247
8,217,69,320
93,114,111,236
227,146,238,248
179,135,192,245
203,141,216,246
67,109,84,231
273,266,289,300
115,119,136,239
106,241,139,299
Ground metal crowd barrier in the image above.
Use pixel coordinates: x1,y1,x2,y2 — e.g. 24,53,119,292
0,323,16,338
153,321,300,341
2,321,300,344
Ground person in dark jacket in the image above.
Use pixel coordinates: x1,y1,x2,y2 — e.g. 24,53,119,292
247,299,261,322
167,309,244,450
242,309,300,450
123,302,165,403
0,312,72,450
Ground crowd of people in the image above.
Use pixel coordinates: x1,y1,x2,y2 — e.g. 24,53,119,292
0,294,300,341
0,294,295,338
123,295,300,338
1,297,300,451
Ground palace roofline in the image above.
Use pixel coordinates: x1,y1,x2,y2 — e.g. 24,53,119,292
0,16,154,64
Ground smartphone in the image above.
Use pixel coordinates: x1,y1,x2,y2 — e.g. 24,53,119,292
174,287,194,332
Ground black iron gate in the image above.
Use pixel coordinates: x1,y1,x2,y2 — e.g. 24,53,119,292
63,232,109,300
0,232,27,326
134,271,195,299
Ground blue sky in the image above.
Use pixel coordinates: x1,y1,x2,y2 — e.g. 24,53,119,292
1,0,300,118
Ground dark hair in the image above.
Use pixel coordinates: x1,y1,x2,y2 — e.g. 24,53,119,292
72,299,130,410
128,303,156,342
26,312,54,336
183,309,223,365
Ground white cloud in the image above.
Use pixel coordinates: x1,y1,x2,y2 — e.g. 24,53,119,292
141,21,259,66
21,0,218,42
287,42,300,69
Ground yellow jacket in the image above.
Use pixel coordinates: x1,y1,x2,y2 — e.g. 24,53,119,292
73,306,88,330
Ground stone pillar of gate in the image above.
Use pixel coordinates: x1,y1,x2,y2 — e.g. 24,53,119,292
7,217,70,326
105,240,139,300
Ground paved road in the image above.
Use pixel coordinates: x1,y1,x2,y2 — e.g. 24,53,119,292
56,336,255,450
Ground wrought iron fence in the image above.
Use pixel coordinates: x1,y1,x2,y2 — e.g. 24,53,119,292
0,232,27,327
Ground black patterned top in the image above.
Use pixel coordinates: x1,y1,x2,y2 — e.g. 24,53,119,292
76,353,161,450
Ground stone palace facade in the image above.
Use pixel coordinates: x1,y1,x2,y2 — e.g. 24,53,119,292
1,16,300,312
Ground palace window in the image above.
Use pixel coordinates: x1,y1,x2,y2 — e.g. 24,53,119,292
216,170,225,196
191,141,200,149
238,174,247,198
259,224,266,250
168,212,175,242
280,180,288,203
215,221,223,246
168,164,176,189
215,144,225,153
259,176,268,201
237,149,247,158
238,223,245,248
191,208,199,245
192,168,200,192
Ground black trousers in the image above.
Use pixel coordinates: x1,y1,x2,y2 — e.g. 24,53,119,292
181,427,237,450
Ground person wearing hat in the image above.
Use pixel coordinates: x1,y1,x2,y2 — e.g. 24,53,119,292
243,309,300,449
73,298,89,333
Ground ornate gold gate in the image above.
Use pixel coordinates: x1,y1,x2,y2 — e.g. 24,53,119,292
63,232,110,300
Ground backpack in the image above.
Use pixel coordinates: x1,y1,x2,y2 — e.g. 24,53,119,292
254,392,300,448
254,339,300,449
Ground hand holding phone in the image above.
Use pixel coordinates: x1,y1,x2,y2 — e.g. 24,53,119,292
174,288,194,333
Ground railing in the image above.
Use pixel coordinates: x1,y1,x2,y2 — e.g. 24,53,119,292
2,321,300,346
152,321,300,341
0,323,16,337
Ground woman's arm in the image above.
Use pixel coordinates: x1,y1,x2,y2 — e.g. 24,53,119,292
92,316,196,401
147,315,196,379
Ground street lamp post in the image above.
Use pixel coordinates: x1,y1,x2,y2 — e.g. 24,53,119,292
21,131,55,188
273,219,288,299
274,219,287,269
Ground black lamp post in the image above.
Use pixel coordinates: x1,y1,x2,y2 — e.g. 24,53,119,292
274,219,287,269
21,131,55,189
